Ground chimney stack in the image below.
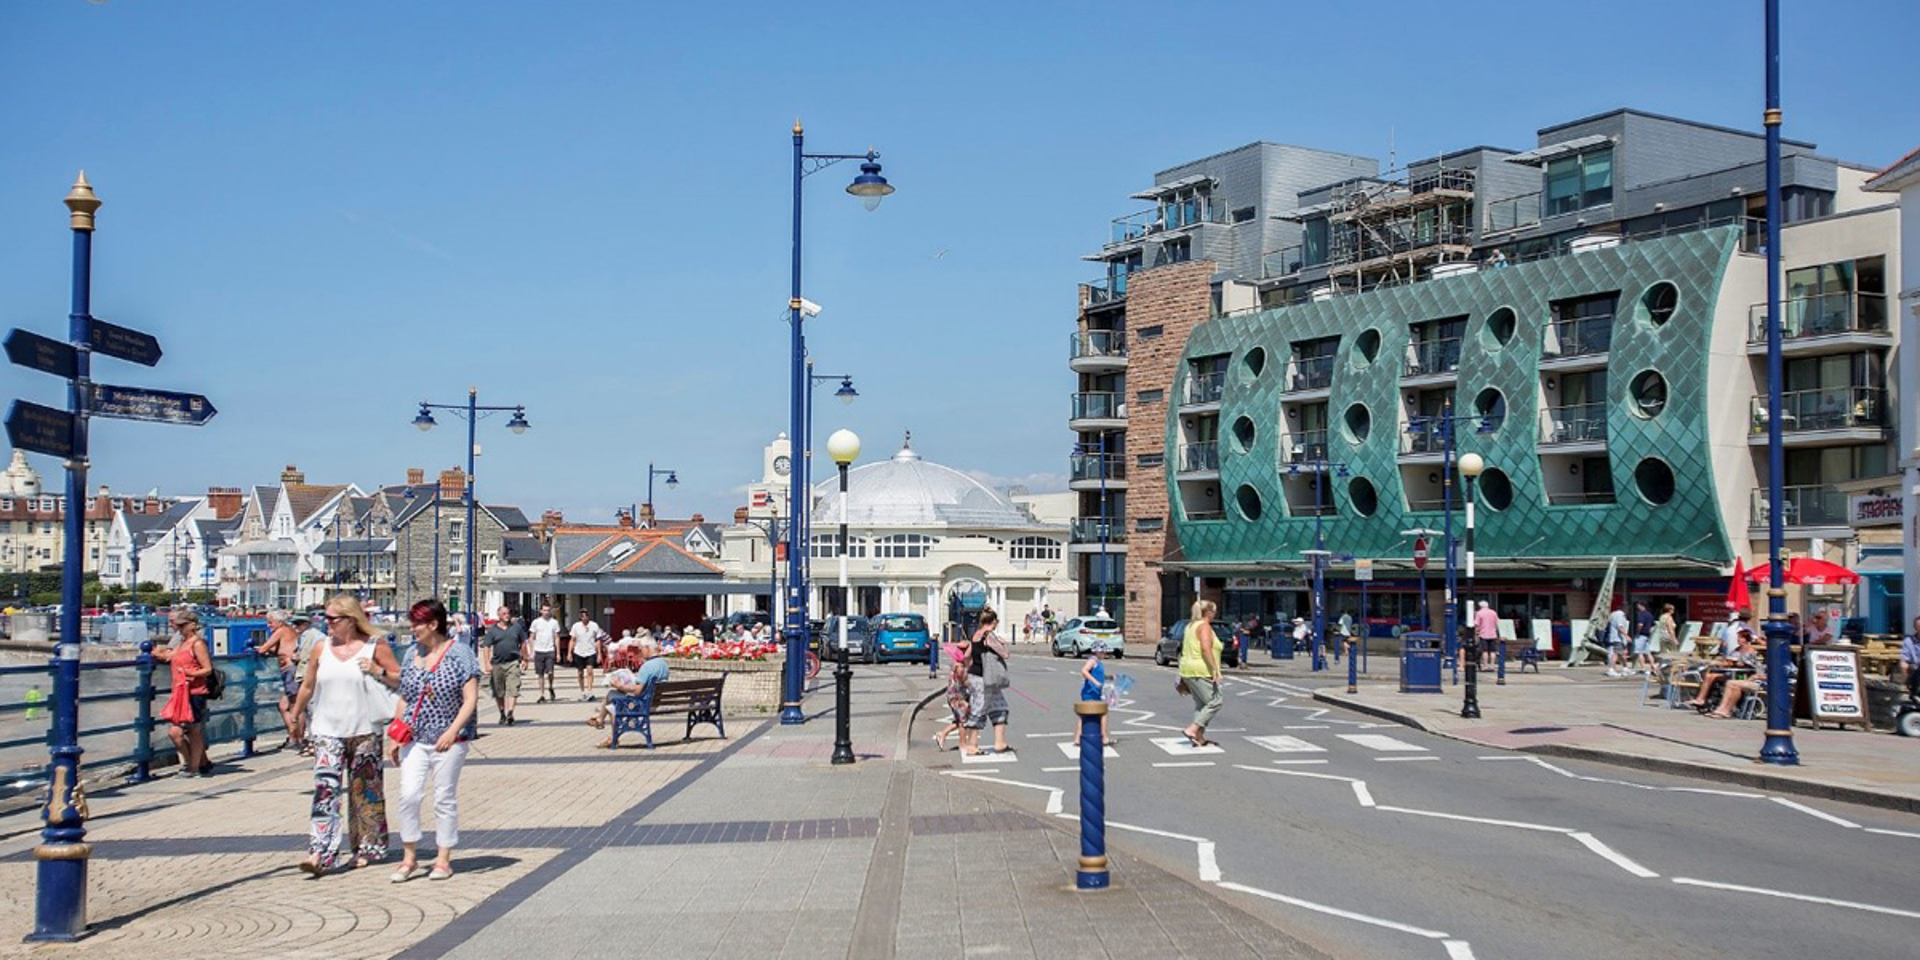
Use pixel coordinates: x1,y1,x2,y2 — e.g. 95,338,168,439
438,467,466,501
145,495,162,515
406,468,425,486
617,510,635,529
207,487,243,520
733,506,749,523
280,464,305,484
689,513,704,524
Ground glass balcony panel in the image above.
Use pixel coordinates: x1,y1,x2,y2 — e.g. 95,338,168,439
1071,392,1123,421
1747,293,1889,341
1405,337,1462,377
1070,518,1128,544
1069,454,1127,483
1179,442,1219,474
1546,490,1616,506
1262,245,1304,279
1749,386,1885,433
1184,372,1226,406
1751,486,1847,527
1287,355,1335,392
1542,317,1614,359
1540,403,1609,444
1070,329,1128,361
1281,430,1329,465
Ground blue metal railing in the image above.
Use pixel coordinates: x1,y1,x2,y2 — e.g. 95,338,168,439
0,640,285,796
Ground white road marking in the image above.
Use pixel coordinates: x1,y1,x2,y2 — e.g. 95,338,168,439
1443,940,1478,959
1153,761,1216,768
1244,735,1326,753
1282,724,1331,730
1197,842,1221,882
1234,764,1360,784
1101,818,1221,882
1055,742,1119,760
1271,759,1330,765
1041,765,1078,772
1024,732,1075,739
959,751,1019,764
940,771,1063,815
1216,880,1452,939
1374,805,1573,834
1150,736,1224,756
1375,756,1441,762
1570,832,1659,878
1351,782,1376,808
1864,827,1920,840
1672,876,1920,920
1338,733,1429,752
1478,755,1530,761
1769,797,1860,829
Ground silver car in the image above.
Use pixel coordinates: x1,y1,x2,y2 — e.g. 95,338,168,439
1052,616,1123,658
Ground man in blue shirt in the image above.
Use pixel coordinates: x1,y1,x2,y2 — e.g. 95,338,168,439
586,638,669,742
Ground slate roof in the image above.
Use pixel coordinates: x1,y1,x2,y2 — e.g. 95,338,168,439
314,537,396,556
251,485,280,523
489,506,531,532
550,527,724,577
196,516,243,550
501,535,547,564
282,484,348,525
126,501,199,548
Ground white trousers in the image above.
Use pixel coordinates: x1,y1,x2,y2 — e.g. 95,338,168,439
396,740,469,849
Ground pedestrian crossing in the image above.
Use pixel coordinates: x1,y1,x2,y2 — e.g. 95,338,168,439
956,730,1428,764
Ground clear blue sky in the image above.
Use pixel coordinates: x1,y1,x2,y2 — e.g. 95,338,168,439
3,0,1914,522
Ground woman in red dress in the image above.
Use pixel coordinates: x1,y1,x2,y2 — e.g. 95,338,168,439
156,609,215,777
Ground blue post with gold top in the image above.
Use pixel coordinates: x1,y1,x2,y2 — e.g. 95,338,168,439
1074,700,1108,889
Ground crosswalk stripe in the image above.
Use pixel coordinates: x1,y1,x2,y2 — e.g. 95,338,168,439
1056,742,1120,760
1244,735,1326,753
1149,736,1224,756
1337,733,1428,752
959,751,1019,764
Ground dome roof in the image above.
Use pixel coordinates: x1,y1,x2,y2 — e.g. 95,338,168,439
813,437,1040,529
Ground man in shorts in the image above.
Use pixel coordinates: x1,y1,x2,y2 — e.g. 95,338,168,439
480,604,527,726
253,610,301,748
527,603,562,703
569,609,605,700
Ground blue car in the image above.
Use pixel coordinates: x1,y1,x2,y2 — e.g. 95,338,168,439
872,613,933,662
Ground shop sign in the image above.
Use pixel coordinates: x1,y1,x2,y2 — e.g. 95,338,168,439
1226,576,1307,591
1848,494,1903,527
1803,647,1866,725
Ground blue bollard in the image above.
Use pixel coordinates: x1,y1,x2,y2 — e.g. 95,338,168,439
1496,639,1507,686
1074,700,1108,890
1347,638,1358,694
129,641,155,784
928,635,939,680
238,656,258,758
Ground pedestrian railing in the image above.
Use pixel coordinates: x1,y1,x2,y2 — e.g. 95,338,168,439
0,644,286,798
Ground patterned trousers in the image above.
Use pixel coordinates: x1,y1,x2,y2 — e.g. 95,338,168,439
308,732,388,867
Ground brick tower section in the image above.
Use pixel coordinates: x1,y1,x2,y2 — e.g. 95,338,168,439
1120,260,1214,652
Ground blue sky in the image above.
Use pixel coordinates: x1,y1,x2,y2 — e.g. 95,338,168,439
3,0,1914,522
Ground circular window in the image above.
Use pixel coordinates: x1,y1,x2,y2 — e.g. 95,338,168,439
1231,415,1257,453
1348,477,1378,517
1242,347,1267,380
1478,468,1513,511
1483,307,1517,349
1630,370,1667,419
1343,403,1372,443
1235,484,1264,522
1473,388,1506,433
1354,329,1381,367
1634,458,1676,505
1640,282,1679,327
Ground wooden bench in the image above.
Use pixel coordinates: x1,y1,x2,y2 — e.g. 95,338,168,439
608,673,727,749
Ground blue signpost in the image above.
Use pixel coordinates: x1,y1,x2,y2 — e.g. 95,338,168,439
11,174,216,943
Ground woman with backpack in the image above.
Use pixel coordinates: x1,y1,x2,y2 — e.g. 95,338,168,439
959,609,1013,756
156,608,216,778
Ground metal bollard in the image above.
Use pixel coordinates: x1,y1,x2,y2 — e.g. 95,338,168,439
1074,700,1108,890
830,641,854,765
238,656,258,758
130,641,155,784
1346,638,1358,694
928,634,939,680
1496,639,1507,685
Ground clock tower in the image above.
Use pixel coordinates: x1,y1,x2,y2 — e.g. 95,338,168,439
746,433,792,521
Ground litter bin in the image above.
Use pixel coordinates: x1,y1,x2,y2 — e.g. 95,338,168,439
1400,630,1443,693
1269,625,1294,659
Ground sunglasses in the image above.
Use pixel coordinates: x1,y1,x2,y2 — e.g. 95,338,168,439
322,614,351,624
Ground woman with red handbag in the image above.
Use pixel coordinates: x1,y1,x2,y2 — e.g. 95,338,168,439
289,594,402,876
387,598,481,882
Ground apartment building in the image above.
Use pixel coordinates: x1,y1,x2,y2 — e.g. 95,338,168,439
1073,109,1903,649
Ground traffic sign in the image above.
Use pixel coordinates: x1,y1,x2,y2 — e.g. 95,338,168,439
88,319,162,366
88,384,217,425
5,401,76,458
5,329,77,379
1355,558,1374,582
1412,537,1429,570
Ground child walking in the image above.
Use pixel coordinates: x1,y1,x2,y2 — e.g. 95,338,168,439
1079,641,1115,746
932,644,969,751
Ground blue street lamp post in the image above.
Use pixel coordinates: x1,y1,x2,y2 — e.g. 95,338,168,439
781,120,893,726
29,174,103,943
413,390,530,616
635,463,679,529
1759,0,1798,765
1290,458,1349,673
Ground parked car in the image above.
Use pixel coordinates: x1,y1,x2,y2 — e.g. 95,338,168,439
872,612,933,662
1052,616,1123,658
1155,619,1243,668
723,610,772,632
818,615,876,662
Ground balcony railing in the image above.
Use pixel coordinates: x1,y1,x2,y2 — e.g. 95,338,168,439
1281,431,1329,465
1747,292,1889,342
1070,518,1127,544
1071,392,1124,422
1179,442,1220,474
1070,330,1127,362
1086,273,1128,306
1749,386,1885,434
1110,209,1159,245
1184,371,1226,406
1751,485,1847,528
1542,316,1614,360
1286,355,1335,392
1483,191,1542,233
1540,403,1609,445
1404,337,1462,377
1069,454,1127,483
1401,419,1446,455
1186,509,1226,522
1547,490,1616,507
1262,244,1305,279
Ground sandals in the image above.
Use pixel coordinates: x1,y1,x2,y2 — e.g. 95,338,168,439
297,858,323,878
428,865,453,881
390,864,424,883
931,735,947,752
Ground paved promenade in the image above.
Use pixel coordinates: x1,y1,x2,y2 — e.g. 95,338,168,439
1266,649,1920,812
0,665,1335,960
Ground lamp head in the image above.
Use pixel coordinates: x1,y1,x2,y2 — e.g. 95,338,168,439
827,429,861,465
413,405,437,432
506,408,530,434
835,377,858,405
1459,452,1486,479
846,158,894,211
665,471,680,490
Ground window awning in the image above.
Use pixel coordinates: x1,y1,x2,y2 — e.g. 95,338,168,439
1502,134,1612,165
1129,174,1214,200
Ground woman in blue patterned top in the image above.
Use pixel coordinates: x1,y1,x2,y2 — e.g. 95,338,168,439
386,598,481,883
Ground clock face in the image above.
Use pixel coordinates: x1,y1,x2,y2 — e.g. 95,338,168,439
772,455,791,477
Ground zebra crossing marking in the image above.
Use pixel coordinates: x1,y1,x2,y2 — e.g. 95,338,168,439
1337,733,1428,752
1244,735,1326,754
1056,742,1120,760
1150,736,1224,756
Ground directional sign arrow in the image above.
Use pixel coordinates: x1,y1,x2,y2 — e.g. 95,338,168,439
88,384,216,425
5,329,78,379
5,400,76,458
88,319,162,367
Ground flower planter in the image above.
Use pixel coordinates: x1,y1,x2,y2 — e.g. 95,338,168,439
662,657,783,716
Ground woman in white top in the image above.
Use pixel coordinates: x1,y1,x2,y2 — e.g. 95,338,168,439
290,594,402,875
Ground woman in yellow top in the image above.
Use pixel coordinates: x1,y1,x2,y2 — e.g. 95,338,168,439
1178,599,1225,747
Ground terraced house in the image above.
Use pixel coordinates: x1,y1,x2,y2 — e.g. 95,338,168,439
1071,109,1905,652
